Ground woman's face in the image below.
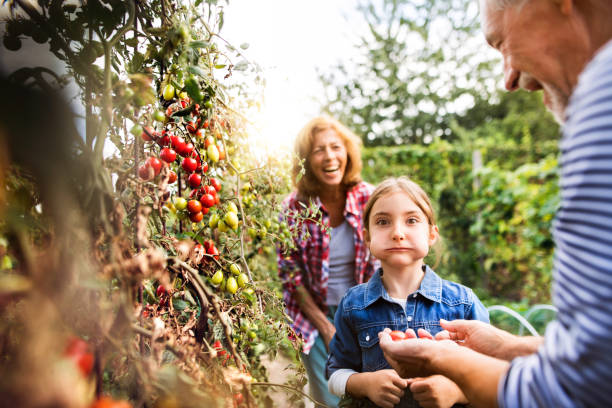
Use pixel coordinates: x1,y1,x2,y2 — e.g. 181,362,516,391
309,128,348,189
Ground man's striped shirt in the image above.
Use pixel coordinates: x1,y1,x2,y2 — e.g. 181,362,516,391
500,39,612,407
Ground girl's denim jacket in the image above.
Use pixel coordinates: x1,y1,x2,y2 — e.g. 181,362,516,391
326,265,489,407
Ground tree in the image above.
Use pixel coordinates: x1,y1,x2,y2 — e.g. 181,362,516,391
320,0,500,146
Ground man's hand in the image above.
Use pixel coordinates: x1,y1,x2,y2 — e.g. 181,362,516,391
436,319,542,361
408,375,468,408
378,329,457,378
346,370,408,408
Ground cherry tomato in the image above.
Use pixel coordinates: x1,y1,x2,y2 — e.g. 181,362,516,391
200,161,209,173
182,157,198,173
138,164,153,180
210,177,222,192
91,396,132,408
156,285,167,297
187,199,202,214
189,211,203,222
141,126,154,142
160,147,177,163
200,193,215,208
188,173,202,188
168,170,177,184
64,336,94,377
389,330,408,341
207,244,219,260
146,157,163,176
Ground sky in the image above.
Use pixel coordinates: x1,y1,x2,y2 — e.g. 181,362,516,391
220,0,367,151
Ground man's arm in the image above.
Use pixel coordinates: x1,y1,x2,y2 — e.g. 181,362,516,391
438,319,543,361
379,332,509,408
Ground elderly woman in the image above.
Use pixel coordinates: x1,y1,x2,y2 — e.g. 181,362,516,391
278,116,378,407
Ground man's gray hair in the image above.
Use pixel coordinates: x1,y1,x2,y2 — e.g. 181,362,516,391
485,0,528,11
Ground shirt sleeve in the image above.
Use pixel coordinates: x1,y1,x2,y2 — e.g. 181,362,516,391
499,40,612,408
326,295,362,379
328,368,358,397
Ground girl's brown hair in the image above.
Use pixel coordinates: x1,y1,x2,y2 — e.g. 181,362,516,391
292,115,363,198
363,177,443,266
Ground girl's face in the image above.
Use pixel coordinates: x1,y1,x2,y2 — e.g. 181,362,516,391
365,191,438,270
308,128,348,189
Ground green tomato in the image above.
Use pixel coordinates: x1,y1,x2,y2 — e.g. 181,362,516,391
217,219,229,233
207,144,220,163
208,213,220,228
130,124,143,137
247,228,257,239
174,197,188,211
227,202,238,214
226,276,238,294
153,110,166,122
224,211,239,230
237,273,248,288
264,219,272,229
230,263,241,276
247,330,257,340
162,84,175,101
211,270,224,285
258,226,267,239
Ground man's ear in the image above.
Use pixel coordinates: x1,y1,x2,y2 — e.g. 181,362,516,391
554,0,573,15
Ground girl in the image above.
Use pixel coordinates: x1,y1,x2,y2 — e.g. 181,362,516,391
326,177,489,408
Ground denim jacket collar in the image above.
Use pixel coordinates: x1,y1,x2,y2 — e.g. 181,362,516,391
363,265,442,307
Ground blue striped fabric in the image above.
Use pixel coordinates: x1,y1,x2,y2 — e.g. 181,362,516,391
499,39,612,408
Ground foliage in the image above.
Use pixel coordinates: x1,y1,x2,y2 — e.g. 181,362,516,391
320,0,500,146
0,1,308,407
361,120,560,302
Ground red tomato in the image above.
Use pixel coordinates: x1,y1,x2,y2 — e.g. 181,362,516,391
90,396,132,408
210,177,222,192
65,337,94,377
168,170,177,184
156,285,167,297
207,244,219,260
160,147,177,163
203,119,209,129
204,136,214,148
158,132,171,147
389,330,408,341
180,142,194,157
187,199,202,214
200,193,215,208
188,173,202,188
182,157,198,173
189,211,203,222
138,164,153,180
204,185,216,196
217,143,226,160
146,157,162,176
141,126,154,142
200,161,209,173
186,122,197,133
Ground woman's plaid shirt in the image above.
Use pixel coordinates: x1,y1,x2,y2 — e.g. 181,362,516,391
277,181,378,353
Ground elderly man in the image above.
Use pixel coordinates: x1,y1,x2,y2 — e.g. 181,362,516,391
378,0,612,407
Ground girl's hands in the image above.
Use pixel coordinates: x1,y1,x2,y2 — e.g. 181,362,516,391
407,375,468,408
362,370,408,408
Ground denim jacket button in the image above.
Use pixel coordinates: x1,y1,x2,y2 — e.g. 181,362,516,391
407,316,413,322
366,335,370,341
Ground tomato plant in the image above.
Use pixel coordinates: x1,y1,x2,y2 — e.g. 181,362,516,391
0,1,310,407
